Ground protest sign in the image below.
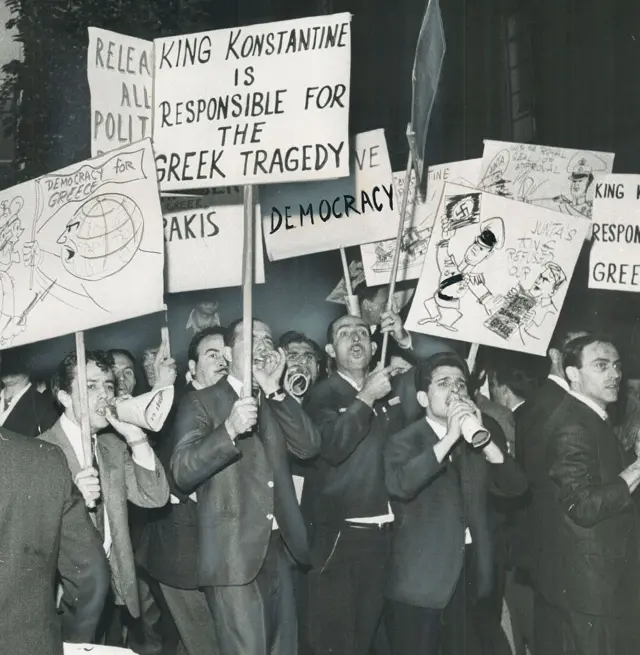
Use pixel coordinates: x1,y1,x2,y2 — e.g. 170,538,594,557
163,187,265,293
478,140,614,220
405,182,589,356
360,158,481,286
589,175,640,292
87,27,153,157
260,130,398,261
153,13,352,190
0,139,164,349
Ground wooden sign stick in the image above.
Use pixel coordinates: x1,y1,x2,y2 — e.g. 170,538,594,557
340,247,360,317
74,331,95,508
242,185,254,399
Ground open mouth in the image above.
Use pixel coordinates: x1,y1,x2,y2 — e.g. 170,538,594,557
64,247,75,262
350,344,364,356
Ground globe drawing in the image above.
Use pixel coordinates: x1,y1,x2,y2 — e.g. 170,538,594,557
60,193,144,281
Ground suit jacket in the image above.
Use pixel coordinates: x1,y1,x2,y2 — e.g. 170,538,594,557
534,394,640,617
40,419,170,617
138,382,201,589
384,414,527,610
0,428,108,655
171,378,321,587
1,384,59,437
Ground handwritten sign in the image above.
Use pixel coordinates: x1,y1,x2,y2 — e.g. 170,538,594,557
163,187,265,292
478,140,614,221
87,28,153,157
589,175,640,292
261,130,398,261
360,158,481,286
0,139,164,349
152,14,351,190
405,182,589,356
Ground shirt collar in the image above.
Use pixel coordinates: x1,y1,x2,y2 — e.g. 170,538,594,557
191,379,204,391
337,371,364,392
568,390,608,422
426,416,447,440
0,381,32,412
548,374,569,392
226,374,244,397
512,399,525,413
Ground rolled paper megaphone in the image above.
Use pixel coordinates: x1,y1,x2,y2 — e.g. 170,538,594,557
284,369,311,398
114,386,175,432
460,413,491,449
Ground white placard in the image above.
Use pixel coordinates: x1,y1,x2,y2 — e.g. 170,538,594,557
65,645,135,654
153,14,352,190
87,27,153,157
478,140,614,220
261,129,398,261
0,139,164,349
163,187,265,293
589,175,640,292
360,158,481,286
405,182,589,356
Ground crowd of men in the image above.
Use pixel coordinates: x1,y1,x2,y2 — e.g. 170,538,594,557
2,290,640,655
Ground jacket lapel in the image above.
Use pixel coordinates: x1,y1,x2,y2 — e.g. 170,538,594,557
49,419,84,479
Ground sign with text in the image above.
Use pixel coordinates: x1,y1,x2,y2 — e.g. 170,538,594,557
88,28,153,157
360,158,481,286
405,183,589,356
163,188,265,293
153,14,352,190
589,175,640,292
261,130,398,260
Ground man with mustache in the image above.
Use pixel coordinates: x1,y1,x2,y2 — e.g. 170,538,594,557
533,335,640,654
301,313,411,655
39,350,170,644
171,318,320,655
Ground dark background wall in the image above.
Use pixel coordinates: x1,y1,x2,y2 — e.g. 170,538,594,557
3,0,640,378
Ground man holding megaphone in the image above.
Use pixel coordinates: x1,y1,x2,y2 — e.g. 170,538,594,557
384,352,527,655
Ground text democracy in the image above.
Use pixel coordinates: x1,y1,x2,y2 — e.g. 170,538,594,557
155,142,345,183
269,184,394,233
158,21,349,69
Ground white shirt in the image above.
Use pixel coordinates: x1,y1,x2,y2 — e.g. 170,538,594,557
338,371,394,525
568,390,608,422
227,373,278,530
426,417,473,544
0,382,32,426
191,379,204,391
511,400,525,413
548,374,569,392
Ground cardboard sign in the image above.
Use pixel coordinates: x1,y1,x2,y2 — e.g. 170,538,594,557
479,140,614,220
405,182,589,355
589,175,640,292
153,13,352,190
360,158,481,286
0,139,164,349
87,28,153,157
261,130,398,261
163,188,265,292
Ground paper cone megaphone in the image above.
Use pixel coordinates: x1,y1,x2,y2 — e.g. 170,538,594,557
115,386,175,432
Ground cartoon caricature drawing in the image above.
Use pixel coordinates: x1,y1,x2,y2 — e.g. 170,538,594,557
479,150,512,197
417,192,506,332
0,196,26,343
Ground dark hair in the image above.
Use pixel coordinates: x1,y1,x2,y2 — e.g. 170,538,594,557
489,363,538,401
51,350,114,399
355,284,387,304
279,331,323,362
415,352,469,393
562,333,618,373
188,326,226,363
549,320,590,352
107,348,136,367
225,317,266,349
326,313,369,346
0,346,29,378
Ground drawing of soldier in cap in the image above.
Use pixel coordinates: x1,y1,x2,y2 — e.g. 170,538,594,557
0,196,26,344
418,205,506,332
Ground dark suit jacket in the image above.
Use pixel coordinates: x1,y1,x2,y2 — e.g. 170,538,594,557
535,394,640,618
40,419,170,617
0,428,108,655
171,378,320,587
138,382,201,590
1,383,59,437
385,414,527,610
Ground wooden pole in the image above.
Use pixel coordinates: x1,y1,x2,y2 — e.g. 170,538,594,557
242,185,254,399
466,342,480,374
380,141,417,366
340,247,360,317
74,331,94,508
161,303,171,359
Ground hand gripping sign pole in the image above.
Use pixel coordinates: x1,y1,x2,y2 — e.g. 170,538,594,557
242,185,255,399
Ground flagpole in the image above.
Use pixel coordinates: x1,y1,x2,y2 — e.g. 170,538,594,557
242,185,254,399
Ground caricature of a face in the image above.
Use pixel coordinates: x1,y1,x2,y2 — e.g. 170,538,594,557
0,217,24,271
570,175,590,201
463,241,492,267
57,218,81,274
530,268,556,299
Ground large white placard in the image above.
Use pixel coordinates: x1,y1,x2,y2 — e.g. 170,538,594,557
260,130,398,261
479,140,614,220
87,27,153,157
163,188,265,293
589,175,640,292
0,139,164,349
360,158,481,286
153,14,352,190
405,182,589,355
